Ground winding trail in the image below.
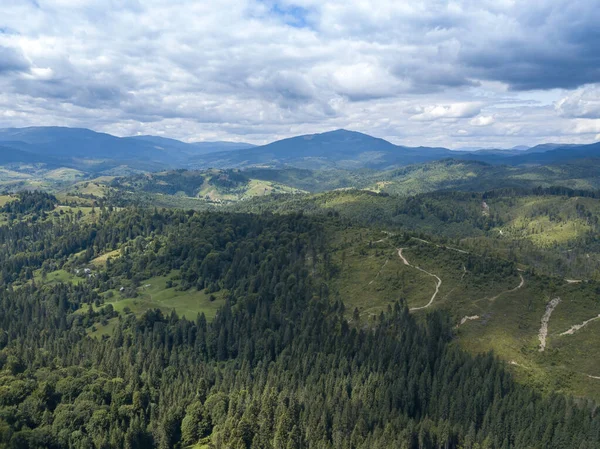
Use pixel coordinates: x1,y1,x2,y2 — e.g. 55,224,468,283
411,237,469,254
538,297,561,352
560,314,600,336
398,248,443,311
489,273,525,302
368,259,389,286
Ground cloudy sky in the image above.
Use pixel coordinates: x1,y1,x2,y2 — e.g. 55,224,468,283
1,0,600,148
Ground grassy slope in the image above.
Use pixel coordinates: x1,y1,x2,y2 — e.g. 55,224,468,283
328,227,600,400
374,159,600,196
89,275,226,338
233,189,600,279
104,274,226,321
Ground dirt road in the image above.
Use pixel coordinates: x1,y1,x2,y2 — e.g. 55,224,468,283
539,297,561,352
560,314,600,336
489,273,524,301
398,248,443,311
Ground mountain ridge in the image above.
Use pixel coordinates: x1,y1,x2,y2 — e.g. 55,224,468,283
0,126,598,173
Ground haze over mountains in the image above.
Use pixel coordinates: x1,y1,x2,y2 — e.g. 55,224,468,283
0,126,598,175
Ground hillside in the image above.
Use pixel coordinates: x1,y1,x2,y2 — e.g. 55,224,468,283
229,187,600,279
99,169,305,208
1,199,599,448
373,159,600,195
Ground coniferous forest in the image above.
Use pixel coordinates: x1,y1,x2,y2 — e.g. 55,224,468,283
0,198,599,449
3,1,600,447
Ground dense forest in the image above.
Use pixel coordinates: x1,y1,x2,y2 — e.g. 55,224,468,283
0,191,58,217
1,203,599,448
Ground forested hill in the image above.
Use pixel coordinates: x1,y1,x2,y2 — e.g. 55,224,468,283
0,206,599,448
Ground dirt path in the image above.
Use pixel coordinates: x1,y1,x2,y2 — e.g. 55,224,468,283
373,231,394,244
368,259,389,285
397,248,410,266
560,314,600,336
458,315,480,326
398,248,443,311
489,273,525,301
538,297,561,352
411,237,469,254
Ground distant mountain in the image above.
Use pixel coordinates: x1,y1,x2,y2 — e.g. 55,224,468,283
520,143,582,154
0,127,181,170
456,145,529,153
126,135,255,155
189,129,454,170
0,144,57,165
123,135,197,155
0,126,597,175
507,142,600,164
0,127,255,174
188,141,256,155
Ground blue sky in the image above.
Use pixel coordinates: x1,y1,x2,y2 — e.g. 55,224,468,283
0,0,599,148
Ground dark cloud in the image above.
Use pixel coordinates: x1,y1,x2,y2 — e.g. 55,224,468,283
0,0,599,147
459,1,600,90
0,46,29,74
14,78,124,105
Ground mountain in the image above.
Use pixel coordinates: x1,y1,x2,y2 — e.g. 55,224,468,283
123,135,198,155
125,135,255,155
190,141,256,154
0,127,180,169
507,142,600,164
0,126,598,175
521,143,582,154
190,129,454,169
455,145,530,154
0,144,58,165
457,142,600,166
0,127,255,174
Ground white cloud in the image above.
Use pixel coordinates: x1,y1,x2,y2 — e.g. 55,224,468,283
470,115,495,126
556,86,600,119
329,62,408,100
0,0,599,147
572,120,600,135
410,103,482,121
22,67,54,80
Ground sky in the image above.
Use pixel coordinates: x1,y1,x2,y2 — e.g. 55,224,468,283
1,0,600,148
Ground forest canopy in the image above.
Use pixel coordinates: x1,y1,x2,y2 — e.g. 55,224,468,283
0,206,598,448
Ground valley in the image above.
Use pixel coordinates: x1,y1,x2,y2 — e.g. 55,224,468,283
1,128,600,448
3,1,600,446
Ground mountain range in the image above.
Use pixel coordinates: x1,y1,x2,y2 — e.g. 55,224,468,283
0,126,598,174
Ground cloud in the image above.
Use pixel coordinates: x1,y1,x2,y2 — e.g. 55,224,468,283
470,115,495,126
329,62,408,101
410,103,482,121
556,86,600,119
0,45,29,73
572,120,600,135
458,1,600,90
0,0,599,148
